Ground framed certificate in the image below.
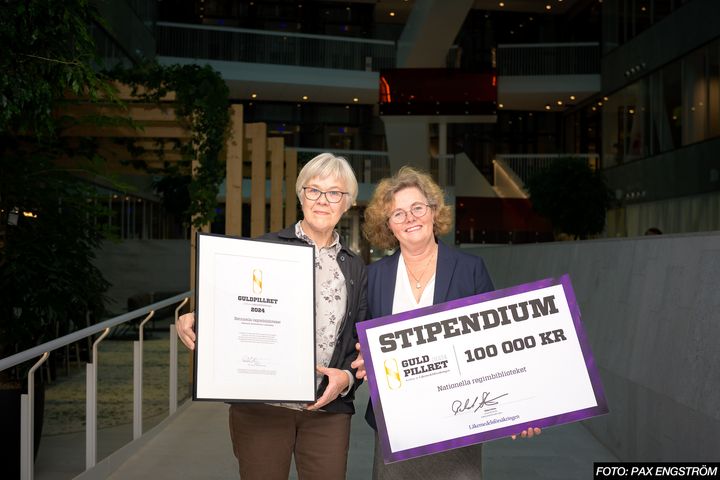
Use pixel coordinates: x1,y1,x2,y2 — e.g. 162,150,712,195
194,233,316,402
357,275,608,463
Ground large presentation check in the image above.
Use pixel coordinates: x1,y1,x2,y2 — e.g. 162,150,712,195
194,233,316,402
357,275,608,463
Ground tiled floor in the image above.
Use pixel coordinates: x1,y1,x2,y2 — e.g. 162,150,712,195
36,384,617,479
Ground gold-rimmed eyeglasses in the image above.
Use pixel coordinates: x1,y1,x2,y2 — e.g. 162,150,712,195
389,203,430,224
302,186,348,204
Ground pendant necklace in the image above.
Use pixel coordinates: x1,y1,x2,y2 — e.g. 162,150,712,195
406,249,435,290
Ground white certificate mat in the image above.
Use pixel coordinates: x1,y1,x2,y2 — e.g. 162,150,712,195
194,233,316,402
357,275,608,463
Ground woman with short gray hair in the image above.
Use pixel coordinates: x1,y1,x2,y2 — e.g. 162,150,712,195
178,153,367,479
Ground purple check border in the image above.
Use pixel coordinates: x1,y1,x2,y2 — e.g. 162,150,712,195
356,274,609,464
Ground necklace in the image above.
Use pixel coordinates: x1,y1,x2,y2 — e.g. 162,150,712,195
405,249,436,290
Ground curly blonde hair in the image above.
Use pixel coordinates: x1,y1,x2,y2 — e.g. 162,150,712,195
363,166,453,249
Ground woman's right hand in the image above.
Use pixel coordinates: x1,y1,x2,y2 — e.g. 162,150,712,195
177,312,196,350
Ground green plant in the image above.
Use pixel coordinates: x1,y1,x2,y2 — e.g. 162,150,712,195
0,0,113,375
0,0,114,140
109,63,231,228
0,142,110,366
525,157,614,240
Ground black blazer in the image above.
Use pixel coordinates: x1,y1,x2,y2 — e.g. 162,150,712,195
261,225,368,415
364,240,494,429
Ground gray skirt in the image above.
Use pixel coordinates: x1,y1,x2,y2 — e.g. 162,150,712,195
372,433,483,480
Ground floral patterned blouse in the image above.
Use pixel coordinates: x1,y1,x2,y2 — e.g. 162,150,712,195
272,222,349,411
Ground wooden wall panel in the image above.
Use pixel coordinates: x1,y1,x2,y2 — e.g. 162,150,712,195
225,105,244,236
245,123,267,237
284,148,298,227
268,137,285,232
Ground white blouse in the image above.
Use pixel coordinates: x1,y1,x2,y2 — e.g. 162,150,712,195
392,253,436,315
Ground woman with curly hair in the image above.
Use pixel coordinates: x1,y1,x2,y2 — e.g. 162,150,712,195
353,166,539,479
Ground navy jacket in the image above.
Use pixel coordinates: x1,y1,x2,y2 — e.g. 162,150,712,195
364,240,494,429
260,226,368,415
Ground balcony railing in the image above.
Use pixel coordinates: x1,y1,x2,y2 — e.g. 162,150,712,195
156,22,396,71
496,42,600,76
495,154,600,186
295,148,390,184
0,293,192,479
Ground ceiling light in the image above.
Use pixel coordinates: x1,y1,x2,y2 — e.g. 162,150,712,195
570,95,576,100
498,103,504,108
499,2,505,7
546,5,552,10
545,104,551,110
556,100,563,106
353,97,359,102
389,11,396,17
251,93,257,99
603,96,609,101
302,95,309,100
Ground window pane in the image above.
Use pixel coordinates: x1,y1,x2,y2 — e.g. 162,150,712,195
659,62,682,152
682,47,708,145
708,40,720,137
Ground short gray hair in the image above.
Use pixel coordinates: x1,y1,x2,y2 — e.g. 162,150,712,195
295,153,358,210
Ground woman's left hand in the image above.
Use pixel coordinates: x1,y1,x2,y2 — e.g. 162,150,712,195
511,427,542,440
350,342,367,380
306,366,350,411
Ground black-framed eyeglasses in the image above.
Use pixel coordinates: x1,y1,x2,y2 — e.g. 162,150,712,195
302,186,349,204
389,203,430,224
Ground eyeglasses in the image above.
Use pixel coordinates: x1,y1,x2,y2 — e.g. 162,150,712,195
389,203,430,224
302,186,349,204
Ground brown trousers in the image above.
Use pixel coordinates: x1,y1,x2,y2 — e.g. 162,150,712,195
228,403,351,480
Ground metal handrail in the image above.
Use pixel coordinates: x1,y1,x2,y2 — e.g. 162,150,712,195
21,352,49,480
156,22,396,71
0,291,192,372
495,153,600,185
496,42,600,76
294,147,390,184
157,21,395,46
0,291,193,480
170,298,188,415
134,311,155,440
86,327,110,469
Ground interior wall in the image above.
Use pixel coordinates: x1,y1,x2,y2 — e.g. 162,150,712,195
94,240,190,313
464,232,720,461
